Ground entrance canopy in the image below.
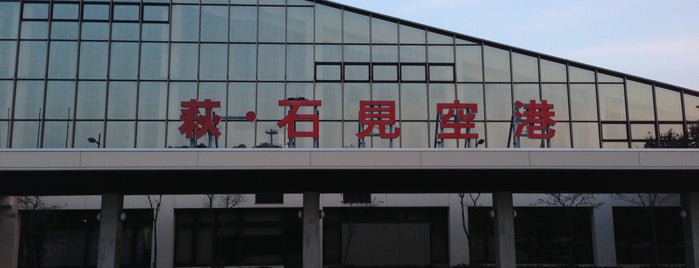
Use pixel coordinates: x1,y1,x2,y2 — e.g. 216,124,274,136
1,149,698,195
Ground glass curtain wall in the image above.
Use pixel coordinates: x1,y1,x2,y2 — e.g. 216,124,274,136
0,0,697,149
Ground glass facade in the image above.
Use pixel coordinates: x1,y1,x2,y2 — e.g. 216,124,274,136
1,0,698,149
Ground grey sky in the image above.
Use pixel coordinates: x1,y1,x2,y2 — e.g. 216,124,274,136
329,0,699,91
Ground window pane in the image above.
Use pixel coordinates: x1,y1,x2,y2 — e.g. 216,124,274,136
108,82,137,119
170,43,199,80
23,3,49,19
138,82,167,119
258,44,284,81
17,41,47,79
598,84,626,121
343,11,369,44
143,5,169,22
106,121,135,148
484,46,510,82
372,45,398,62
569,66,595,83
373,65,397,81
14,81,44,119
655,86,682,121
287,45,313,81
111,23,139,40
140,42,169,80
228,82,256,120
43,121,72,148
171,5,199,41
485,84,512,120
570,84,597,121
344,65,368,81
512,53,538,82
540,59,566,82
371,18,397,44
401,65,425,81
258,7,285,42
428,31,453,45
399,24,425,44
230,6,257,42
400,45,425,63
343,45,369,62
79,42,108,79
113,4,140,21
401,84,427,121
626,80,654,121
199,44,227,80
45,81,74,120
256,83,285,120
428,46,453,63
81,22,109,40
142,23,169,41
83,4,110,20
287,7,313,43
316,44,341,62
168,82,197,120
316,83,341,120
53,3,79,20
0,41,17,79
455,45,482,82
0,2,20,39
229,44,256,81
316,65,340,81
343,83,370,120
76,81,106,119
457,84,484,121
572,122,599,148
201,6,227,42
429,65,453,82
21,21,48,39
513,84,539,104
137,122,166,148
542,84,569,121
51,22,79,39
602,123,627,140
315,5,341,43
110,42,139,79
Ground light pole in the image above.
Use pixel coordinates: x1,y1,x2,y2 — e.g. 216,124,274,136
265,128,278,146
88,133,101,148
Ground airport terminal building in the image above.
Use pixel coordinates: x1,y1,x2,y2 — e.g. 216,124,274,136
1,0,699,267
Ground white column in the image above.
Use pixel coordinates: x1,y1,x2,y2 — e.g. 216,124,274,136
591,195,617,266
0,196,20,268
97,193,124,268
682,192,699,268
154,195,175,268
303,192,322,268
493,191,515,268
449,194,470,265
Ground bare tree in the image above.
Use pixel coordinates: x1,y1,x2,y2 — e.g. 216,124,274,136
202,194,248,267
11,196,65,268
146,195,162,268
612,193,674,264
341,194,383,265
457,193,482,241
537,193,603,264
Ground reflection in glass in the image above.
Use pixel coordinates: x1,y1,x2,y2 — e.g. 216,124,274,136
484,84,512,120
316,83,341,120
106,121,135,148
258,44,285,81
167,82,197,120
570,84,597,121
315,4,341,43
598,84,626,121
626,80,654,121
287,45,313,81
602,123,627,140
108,82,137,120
484,46,510,82
230,6,257,42
343,83,370,120
542,84,569,121
171,5,199,41
45,81,74,119
343,11,369,44
49,42,78,78
140,42,169,80
288,7,313,43
200,44,228,80
229,44,256,81
655,87,682,121
17,41,47,79
76,81,106,120
170,43,198,80
256,83,285,121
14,81,44,119
137,122,166,148
201,6,228,42
512,53,538,82
457,84,484,121
572,122,599,148
259,7,285,42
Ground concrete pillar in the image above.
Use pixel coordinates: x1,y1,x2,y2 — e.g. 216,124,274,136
154,195,175,268
303,192,321,268
493,191,515,268
448,194,470,265
682,192,699,268
97,193,124,268
0,196,20,268
591,194,617,266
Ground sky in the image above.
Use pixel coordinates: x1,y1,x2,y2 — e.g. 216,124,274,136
328,0,699,91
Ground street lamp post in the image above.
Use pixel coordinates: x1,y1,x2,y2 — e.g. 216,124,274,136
265,129,278,146
88,133,101,148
